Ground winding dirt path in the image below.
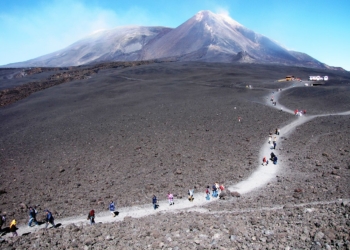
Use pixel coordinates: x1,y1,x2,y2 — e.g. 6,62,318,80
4,83,350,238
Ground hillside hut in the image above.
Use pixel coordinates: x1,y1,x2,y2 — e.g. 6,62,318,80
285,75,294,81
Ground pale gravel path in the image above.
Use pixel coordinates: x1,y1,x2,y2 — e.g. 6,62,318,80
4,82,350,239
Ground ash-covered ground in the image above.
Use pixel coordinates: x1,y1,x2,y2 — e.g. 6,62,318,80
0,62,349,249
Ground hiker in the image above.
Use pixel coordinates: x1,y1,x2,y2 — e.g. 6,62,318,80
0,214,5,230
215,183,220,195
262,156,268,166
219,184,225,192
268,135,272,144
87,209,95,225
277,128,280,135
152,195,158,210
212,184,218,198
109,201,118,217
45,210,56,228
28,207,39,227
273,136,277,149
205,186,211,200
167,192,174,205
238,116,241,122
273,155,278,165
188,189,194,202
303,110,306,115
270,152,276,161
9,219,18,237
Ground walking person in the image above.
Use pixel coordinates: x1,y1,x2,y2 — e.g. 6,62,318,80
28,207,39,227
270,152,276,161
45,210,56,228
9,219,18,237
205,186,211,200
262,156,268,166
0,214,6,230
109,201,118,217
268,135,272,144
212,184,218,198
188,189,194,202
152,195,158,210
273,155,278,165
273,136,277,149
87,209,95,225
167,192,174,205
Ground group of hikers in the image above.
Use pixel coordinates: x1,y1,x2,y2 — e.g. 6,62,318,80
263,128,280,165
294,109,306,116
150,183,225,211
0,207,56,237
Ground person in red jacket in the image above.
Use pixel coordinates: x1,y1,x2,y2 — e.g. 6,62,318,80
87,210,95,225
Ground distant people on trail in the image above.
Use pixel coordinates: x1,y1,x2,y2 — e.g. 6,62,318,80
303,110,306,115
87,209,95,225
109,201,118,217
188,189,194,202
45,210,56,228
273,136,277,149
268,135,272,144
219,184,225,192
205,186,211,200
262,156,268,166
152,195,158,210
168,192,174,205
238,116,241,122
28,207,39,227
294,109,298,115
9,219,18,237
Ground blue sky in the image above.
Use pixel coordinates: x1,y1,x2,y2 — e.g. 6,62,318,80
1,0,349,70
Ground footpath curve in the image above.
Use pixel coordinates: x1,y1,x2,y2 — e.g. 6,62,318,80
4,83,350,238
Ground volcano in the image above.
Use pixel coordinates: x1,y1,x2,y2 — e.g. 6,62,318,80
2,10,340,70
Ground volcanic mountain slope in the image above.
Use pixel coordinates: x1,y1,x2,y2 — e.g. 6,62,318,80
3,10,338,69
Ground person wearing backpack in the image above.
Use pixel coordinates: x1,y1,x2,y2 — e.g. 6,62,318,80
9,219,18,237
87,210,95,225
28,207,39,227
44,210,56,228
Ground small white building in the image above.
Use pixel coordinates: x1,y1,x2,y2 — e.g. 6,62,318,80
309,76,328,81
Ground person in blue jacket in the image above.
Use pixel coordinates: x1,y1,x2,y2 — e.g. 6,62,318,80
109,201,118,217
